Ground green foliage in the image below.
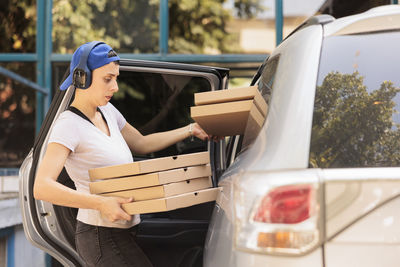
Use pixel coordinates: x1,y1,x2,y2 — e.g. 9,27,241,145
52,0,159,53
0,1,36,167
310,71,400,168
52,0,261,54
0,0,36,52
234,0,265,19
169,0,238,53
0,0,265,54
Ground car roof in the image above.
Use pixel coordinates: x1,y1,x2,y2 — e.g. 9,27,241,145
285,5,400,42
323,5,400,37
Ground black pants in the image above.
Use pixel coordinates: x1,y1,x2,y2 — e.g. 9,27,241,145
75,221,153,267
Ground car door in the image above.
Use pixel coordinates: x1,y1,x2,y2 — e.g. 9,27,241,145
19,59,229,267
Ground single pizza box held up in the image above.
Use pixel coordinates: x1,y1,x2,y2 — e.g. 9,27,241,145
190,99,265,136
194,86,267,116
122,187,221,215
89,151,210,181
100,177,212,201
89,164,212,194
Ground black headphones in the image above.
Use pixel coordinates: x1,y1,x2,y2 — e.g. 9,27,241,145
72,41,104,89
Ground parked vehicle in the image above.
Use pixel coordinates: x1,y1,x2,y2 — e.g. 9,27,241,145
20,4,400,267
204,4,400,267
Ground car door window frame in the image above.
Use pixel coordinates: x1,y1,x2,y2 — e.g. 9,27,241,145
225,54,281,168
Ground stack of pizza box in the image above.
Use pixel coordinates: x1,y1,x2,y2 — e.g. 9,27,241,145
190,86,267,146
89,151,220,215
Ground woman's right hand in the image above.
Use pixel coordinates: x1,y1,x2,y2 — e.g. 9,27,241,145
97,196,133,222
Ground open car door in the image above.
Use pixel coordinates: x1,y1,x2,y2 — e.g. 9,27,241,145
19,59,229,267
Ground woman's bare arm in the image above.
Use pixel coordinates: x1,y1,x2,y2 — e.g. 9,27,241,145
120,122,212,155
33,142,132,222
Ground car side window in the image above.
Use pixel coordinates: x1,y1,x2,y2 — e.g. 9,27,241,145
309,31,400,168
226,55,280,167
111,71,212,159
258,55,280,107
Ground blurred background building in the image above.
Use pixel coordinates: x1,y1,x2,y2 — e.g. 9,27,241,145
0,0,398,266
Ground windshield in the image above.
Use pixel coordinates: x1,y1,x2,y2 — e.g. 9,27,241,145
309,30,400,168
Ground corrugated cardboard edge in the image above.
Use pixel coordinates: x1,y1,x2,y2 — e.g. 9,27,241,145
163,177,212,197
89,172,160,194
195,86,258,105
122,187,221,215
89,163,141,181
139,151,210,174
253,89,268,117
158,164,211,184
191,100,265,136
101,184,165,200
89,165,211,194
100,177,212,201
242,103,265,147
89,151,210,181
194,86,267,117
191,100,254,117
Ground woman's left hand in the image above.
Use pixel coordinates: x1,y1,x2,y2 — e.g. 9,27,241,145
191,122,224,142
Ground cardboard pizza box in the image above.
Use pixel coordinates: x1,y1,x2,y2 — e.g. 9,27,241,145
122,187,221,215
190,100,264,136
242,103,266,147
100,177,212,201
89,151,210,181
194,86,267,116
89,164,212,194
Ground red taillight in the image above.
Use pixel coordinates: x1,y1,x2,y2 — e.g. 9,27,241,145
253,185,314,224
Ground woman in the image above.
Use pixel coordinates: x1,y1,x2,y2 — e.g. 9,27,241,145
33,41,214,267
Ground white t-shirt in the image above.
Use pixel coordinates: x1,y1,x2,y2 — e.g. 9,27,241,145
48,102,140,228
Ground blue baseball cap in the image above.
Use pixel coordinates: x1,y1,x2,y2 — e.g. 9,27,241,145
60,42,120,90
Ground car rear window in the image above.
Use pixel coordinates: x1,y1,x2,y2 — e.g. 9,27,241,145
309,30,400,168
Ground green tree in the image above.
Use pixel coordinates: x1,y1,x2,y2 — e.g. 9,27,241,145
0,0,36,53
52,0,159,53
0,0,36,167
310,71,400,168
234,0,265,18
52,0,264,54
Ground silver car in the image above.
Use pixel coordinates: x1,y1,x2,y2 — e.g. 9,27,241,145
20,5,400,267
204,4,400,267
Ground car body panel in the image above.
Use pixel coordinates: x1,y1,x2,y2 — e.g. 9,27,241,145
228,24,323,174
325,197,400,267
323,168,400,238
323,168,400,267
204,23,324,267
323,5,400,37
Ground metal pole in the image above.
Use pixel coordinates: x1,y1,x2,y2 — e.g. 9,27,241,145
159,0,169,55
275,0,283,46
36,0,45,136
0,54,37,61
44,0,53,111
0,66,48,94
6,228,15,267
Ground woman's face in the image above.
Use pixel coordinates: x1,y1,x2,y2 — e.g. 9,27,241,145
86,62,119,106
